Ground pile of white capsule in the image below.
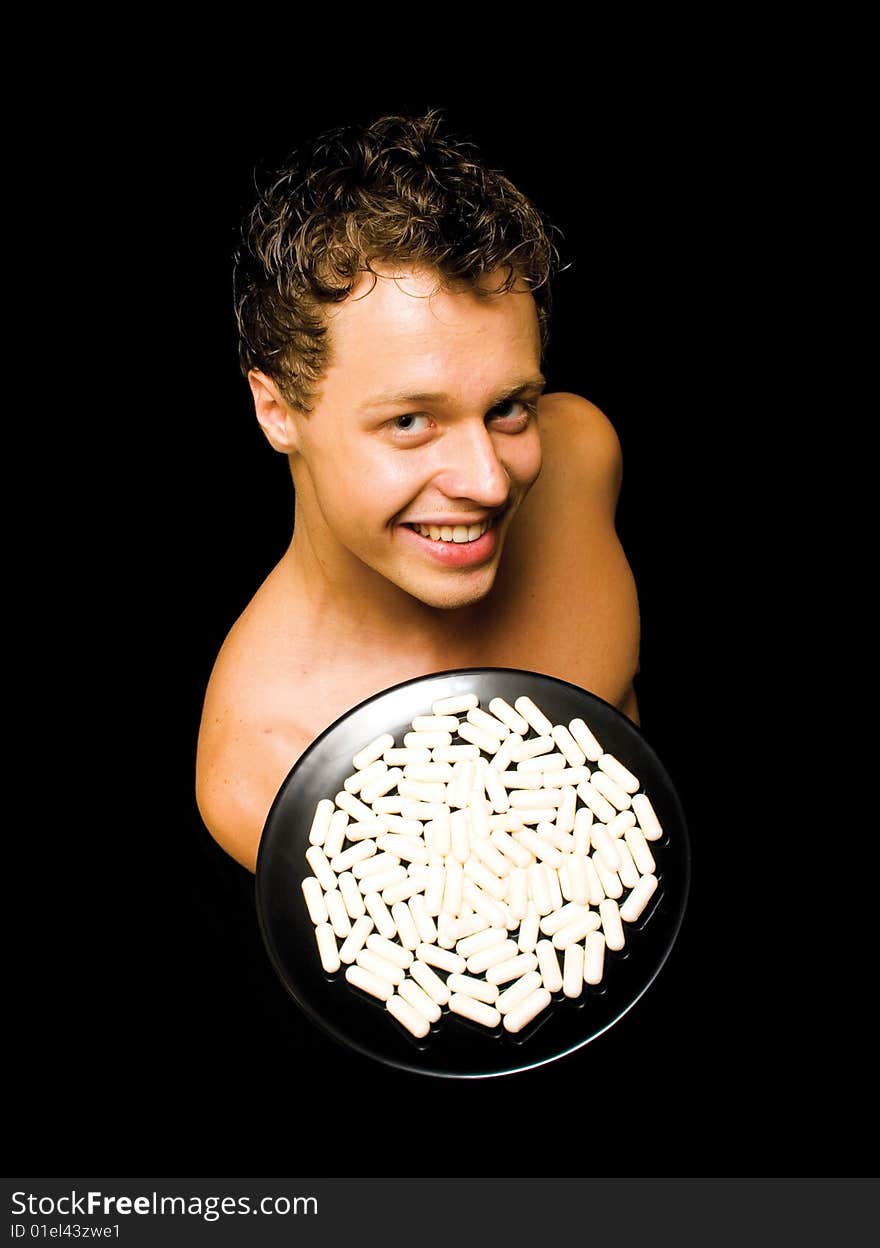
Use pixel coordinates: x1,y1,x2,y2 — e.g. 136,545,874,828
301,691,664,1040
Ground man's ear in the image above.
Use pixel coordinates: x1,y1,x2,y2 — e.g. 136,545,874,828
247,369,302,454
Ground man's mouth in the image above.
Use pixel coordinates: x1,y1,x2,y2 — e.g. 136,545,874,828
404,519,494,544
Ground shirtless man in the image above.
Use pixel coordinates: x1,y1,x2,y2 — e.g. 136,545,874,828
196,110,641,873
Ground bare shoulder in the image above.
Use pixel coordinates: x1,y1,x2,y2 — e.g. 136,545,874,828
195,570,310,873
535,391,624,512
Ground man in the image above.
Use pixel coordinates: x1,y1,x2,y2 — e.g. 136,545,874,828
196,109,641,872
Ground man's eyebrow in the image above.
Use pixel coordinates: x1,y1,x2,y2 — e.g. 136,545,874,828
360,375,547,410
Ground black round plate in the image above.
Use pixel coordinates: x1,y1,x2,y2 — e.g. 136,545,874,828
256,667,691,1078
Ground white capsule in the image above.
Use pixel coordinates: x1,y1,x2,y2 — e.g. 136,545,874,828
583,930,606,984
403,730,453,750
404,761,455,783
527,862,553,916
625,825,657,875
432,692,479,715
431,744,481,762
539,902,592,936
464,858,507,901
499,769,542,790
424,864,446,916
409,959,451,1006
490,829,534,870
563,943,586,998
363,892,399,940
515,808,560,828
377,834,428,864
372,795,405,814
457,720,502,755
308,798,335,847
568,717,604,762
352,852,400,880
386,993,431,1038
365,932,413,969
449,993,501,1029
305,845,337,893
576,781,618,824
496,969,543,1014
437,912,458,949
509,788,564,809
325,888,352,938
417,943,465,974
606,810,637,839
552,911,602,949
507,868,529,919
446,760,474,810
467,706,511,740
462,880,508,928
535,940,564,992
514,734,556,763
330,840,377,873
566,854,591,905
632,792,664,841
391,901,421,951
361,766,404,804
397,976,442,1024
488,734,519,774
467,940,519,975
411,715,460,733
518,906,541,953
517,753,566,773
315,923,340,973
597,752,640,794
323,809,349,860
398,778,448,804
590,770,632,812
335,790,375,824
591,853,623,899
356,948,405,986
542,766,591,788
486,952,539,986
344,758,387,794
620,873,659,923
514,696,554,736
399,800,446,821
488,697,530,734
358,865,406,895
382,873,429,905
551,723,587,768
555,786,578,834
447,972,500,1004
573,806,593,853
383,746,432,766
589,822,622,872
429,805,451,856
338,872,366,920
469,792,491,840
503,986,553,1033
517,828,563,868
599,897,625,951
615,837,641,889
442,861,464,917
338,915,374,964
583,855,606,905
452,914,490,940
545,866,563,914
345,963,393,1001
407,894,437,944
482,764,510,814
456,926,508,958
301,876,328,926
353,733,395,771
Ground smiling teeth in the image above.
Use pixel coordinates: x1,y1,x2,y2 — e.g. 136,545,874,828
412,520,491,543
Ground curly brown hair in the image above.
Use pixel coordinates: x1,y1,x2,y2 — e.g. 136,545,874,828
233,107,568,414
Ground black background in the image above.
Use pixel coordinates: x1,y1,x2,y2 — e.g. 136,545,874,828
11,54,858,1179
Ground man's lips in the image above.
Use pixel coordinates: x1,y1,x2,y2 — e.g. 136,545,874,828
397,514,502,567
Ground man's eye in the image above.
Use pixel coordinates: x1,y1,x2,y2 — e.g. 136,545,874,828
391,413,432,433
490,399,538,424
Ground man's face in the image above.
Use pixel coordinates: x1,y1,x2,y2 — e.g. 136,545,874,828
290,263,545,612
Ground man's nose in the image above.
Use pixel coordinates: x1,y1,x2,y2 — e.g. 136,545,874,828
434,420,511,508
